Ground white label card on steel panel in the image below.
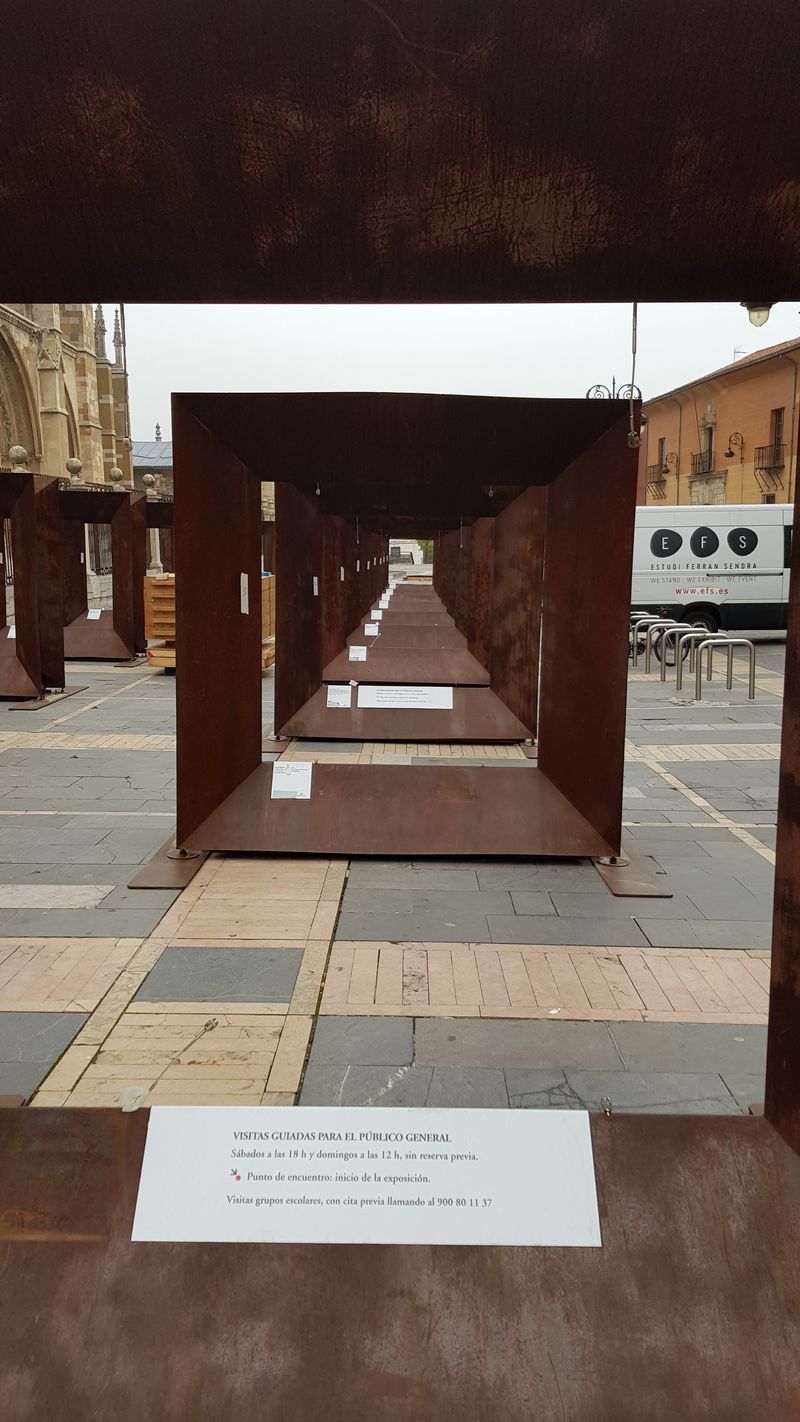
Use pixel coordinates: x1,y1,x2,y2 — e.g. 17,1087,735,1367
364,623,379,636
131,1106,601,1247
86,609,102,621
270,761,313,800
6,626,15,639
326,684,352,708
370,609,383,620
240,573,249,614
312,576,319,597
357,685,454,710
348,645,368,662
340,566,345,581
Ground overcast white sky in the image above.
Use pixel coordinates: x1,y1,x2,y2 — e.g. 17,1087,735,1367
117,302,800,442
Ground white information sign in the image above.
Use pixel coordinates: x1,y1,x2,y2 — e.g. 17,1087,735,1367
270,761,313,800
131,1106,601,1247
370,609,383,620
240,572,249,614
326,684,352,709
6,626,15,639
358,685,454,710
312,576,319,597
86,608,102,621
340,566,345,581
364,623,379,636
348,645,368,662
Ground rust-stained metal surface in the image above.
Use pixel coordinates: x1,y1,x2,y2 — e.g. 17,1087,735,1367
322,646,490,687
127,836,208,891
58,488,144,662
767,410,800,1151
174,399,262,845
280,685,530,743
0,473,53,698
183,762,612,857
3,1,800,304
2,1108,800,1420
33,476,65,690
538,420,639,855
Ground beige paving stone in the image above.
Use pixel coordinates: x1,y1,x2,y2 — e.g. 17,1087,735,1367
289,940,331,1015
266,1015,313,1093
37,1044,98,1092
260,1091,295,1106
29,1091,71,1107
126,999,288,1015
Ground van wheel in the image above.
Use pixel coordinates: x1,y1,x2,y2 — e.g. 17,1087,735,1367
683,609,719,634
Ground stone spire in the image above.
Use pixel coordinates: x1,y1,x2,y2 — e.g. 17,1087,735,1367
155,422,162,442
113,308,123,369
94,304,107,360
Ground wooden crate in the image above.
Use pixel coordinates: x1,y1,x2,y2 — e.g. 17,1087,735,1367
143,574,276,670
144,574,176,668
261,574,276,669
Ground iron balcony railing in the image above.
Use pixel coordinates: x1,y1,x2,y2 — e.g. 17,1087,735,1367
754,443,785,470
691,450,716,476
646,464,666,480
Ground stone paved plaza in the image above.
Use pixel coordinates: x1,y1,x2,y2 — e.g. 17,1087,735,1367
0,646,780,1114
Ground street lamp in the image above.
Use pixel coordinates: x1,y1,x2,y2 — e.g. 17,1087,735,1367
724,432,744,462
585,377,643,400
740,302,773,328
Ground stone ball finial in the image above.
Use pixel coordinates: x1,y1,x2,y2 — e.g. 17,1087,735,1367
65,456,82,483
109,466,124,484
142,472,156,489
9,445,28,468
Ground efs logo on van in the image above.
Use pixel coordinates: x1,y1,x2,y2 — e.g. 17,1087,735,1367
650,527,758,558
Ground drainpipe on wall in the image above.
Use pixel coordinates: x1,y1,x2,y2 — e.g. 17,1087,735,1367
667,396,683,503
780,352,799,504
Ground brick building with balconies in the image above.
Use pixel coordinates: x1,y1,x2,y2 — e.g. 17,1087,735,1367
639,338,800,506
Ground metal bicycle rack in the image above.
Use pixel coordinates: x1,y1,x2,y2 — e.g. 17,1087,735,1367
643,619,684,674
630,615,663,668
674,628,715,691
655,623,694,683
695,636,756,701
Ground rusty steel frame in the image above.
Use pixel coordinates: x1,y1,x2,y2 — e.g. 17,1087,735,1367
0,472,64,698
58,488,147,661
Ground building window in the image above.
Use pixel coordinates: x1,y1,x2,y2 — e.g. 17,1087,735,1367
770,407,785,448
762,493,776,505
657,436,666,470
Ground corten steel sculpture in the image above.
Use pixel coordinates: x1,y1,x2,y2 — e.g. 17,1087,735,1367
0,471,64,698
3,2,800,1416
58,487,147,661
172,391,638,859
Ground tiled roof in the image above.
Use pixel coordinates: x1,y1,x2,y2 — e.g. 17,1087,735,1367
648,337,800,405
132,440,173,467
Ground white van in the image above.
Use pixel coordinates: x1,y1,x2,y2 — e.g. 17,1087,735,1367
632,503,793,633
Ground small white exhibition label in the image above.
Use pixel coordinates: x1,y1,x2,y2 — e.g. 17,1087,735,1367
131,1106,601,1247
326,684,352,709
370,609,383,620
348,645,368,662
86,609,102,621
240,572,249,614
364,623,379,636
270,761,312,799
357,685,454,710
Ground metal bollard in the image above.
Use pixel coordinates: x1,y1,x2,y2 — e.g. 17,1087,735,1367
695,637,756,701
657,624,692,682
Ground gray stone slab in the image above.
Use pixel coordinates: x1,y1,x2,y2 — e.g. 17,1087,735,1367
335,911,490,943
0,907,172,937
505,1068,743,1113
0,1011,86,1063
636,918,771,950
135,947,302,1003
308,1016,414,1065
346,861,481,892
425,1067,509,1108
685,886,773,922
340,888,515,915
414,1019,621,1069
608,1022,767,1075
547,892,697,919
0,883,116,908
720,1070,765,1112
487,915,650,947
299,1061,432,1107
0,1061,56,1101
475,862,603,891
